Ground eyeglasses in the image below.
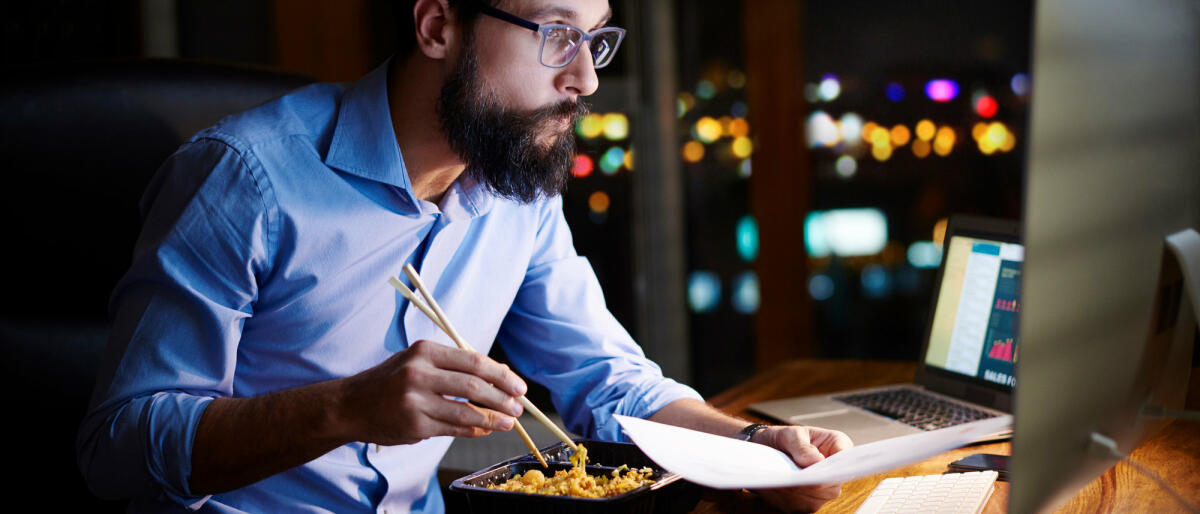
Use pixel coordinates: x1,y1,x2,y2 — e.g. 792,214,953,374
474,3,626,69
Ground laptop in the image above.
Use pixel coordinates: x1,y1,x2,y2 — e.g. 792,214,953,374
750,215,1021,444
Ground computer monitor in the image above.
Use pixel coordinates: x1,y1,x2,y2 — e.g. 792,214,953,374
1010,0,1200,512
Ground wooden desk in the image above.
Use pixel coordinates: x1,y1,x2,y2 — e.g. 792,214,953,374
692,359,1200,513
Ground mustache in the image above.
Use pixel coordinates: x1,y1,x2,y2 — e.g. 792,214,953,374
526,99,591,125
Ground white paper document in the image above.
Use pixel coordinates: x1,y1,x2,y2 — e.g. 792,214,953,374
613,414,1012,489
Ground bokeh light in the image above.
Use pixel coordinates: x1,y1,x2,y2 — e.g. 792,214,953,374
682,141,705,162
933,126,956,156
861,264,893,299
817,74,841,102
728,118,750,138
687,271,721,313
732,271,760,314
885,82,905,102
696,116,722,143
588,190,610,214
599,146,625,175
890,124,911,146
738,158,752,178
915,119,936,141
839,113,863,147
912,139,931,158
925,79,960,102
571,154,594,178
696,79,717,100
1011,73,1031,96
731,137,754,158
736,215,759,262
730,101,749,118
933,218,948,247
871,143,893,161
623,148,635,170
806,111,840,148
835,155,857,178
907,241,944,268
577,113,604,139
808,274,835,301
804,208,889,257
602,112,629,140
974,94,998,118
727,70,747,89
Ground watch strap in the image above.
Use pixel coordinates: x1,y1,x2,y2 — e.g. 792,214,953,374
737,423,770,442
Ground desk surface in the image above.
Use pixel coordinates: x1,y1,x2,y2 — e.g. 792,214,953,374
694,359,1200,513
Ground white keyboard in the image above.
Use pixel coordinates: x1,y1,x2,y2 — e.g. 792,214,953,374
856,471,999,514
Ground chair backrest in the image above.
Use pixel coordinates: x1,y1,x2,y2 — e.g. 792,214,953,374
0,58,315,510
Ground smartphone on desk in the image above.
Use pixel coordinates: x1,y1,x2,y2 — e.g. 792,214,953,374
948,453,1009,481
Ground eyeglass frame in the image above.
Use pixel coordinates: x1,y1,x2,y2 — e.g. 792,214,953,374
472,2,627,69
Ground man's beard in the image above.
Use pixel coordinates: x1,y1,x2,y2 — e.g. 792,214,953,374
436,51,588,204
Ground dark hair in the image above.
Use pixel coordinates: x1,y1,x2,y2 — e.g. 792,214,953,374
394,0,498,58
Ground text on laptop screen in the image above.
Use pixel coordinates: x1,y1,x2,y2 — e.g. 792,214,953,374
924,235,1024,387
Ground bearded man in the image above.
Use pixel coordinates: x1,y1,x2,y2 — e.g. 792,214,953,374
77,1,850,512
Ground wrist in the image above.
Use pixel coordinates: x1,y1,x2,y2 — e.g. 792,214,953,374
736,423,771,444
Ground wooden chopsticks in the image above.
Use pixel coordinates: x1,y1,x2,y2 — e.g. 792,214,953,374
388,264,579,466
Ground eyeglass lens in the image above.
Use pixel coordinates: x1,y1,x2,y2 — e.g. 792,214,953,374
541,28,622,68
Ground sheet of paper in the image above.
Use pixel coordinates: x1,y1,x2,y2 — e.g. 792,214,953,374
613,414,1012,489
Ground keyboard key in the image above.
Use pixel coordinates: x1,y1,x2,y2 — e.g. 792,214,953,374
855,471,998,514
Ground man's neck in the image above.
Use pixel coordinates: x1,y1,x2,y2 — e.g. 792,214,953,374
388,55,466,205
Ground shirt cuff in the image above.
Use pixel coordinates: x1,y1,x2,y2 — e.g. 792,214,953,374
143,392,215,507
593,378,703,441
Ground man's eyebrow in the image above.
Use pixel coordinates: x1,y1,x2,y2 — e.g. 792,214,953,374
524,5,613,29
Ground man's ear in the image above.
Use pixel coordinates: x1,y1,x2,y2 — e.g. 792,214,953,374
413,0,459,60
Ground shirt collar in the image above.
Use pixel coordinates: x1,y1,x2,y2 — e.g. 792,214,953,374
325,59,494,220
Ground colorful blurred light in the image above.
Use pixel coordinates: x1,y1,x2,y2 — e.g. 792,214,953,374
602,113,629,140
729,118,750,138
736,215,759,262
839,113,863,146
687,271,721,313
623,148,635,170
835,155,857,178
682,141,705,162
588,190,610,214
886,82,905,102
1011,73,1031,96
808,274,835,301
738,158,752,178
933,126,956,156
731,137,754,158
817,74,841,102
804,208,889,258
571,154,594,178
925,79,960,102
806,111,840,148
861,264,893,299
974,94,998,118
696,79,717,100
860,121,880,143
731,101,749,118
804,83,820,103
732,271,760,314
696,116,722,143
599,147,625,174
907,241,943,268
577,113,604,139
916,119,936,141
871,143,893,161
890,124,911,146
933,218,948,247
912,139,931,158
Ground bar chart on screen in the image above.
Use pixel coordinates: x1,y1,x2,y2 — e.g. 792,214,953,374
986,338,1016,363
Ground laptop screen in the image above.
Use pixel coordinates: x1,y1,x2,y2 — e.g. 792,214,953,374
923,234,1024,388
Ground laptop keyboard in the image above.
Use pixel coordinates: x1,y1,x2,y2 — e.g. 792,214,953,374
833,388,997,431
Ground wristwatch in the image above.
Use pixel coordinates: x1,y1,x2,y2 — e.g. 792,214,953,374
736,423,770,442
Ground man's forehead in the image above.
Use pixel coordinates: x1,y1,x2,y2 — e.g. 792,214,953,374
498,0,613,27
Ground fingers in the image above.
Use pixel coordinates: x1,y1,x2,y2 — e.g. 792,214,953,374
423,368,524,418
424,394,516,433
776,427,827,468
413,340,528,397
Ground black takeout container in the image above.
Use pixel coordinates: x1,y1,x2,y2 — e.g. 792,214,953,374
448,439,703,514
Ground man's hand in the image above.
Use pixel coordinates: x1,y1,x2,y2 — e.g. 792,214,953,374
339,339,527,445
750,425,854,513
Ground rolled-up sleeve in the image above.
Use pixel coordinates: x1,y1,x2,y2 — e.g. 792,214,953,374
76,134,273,508
497,197,702,441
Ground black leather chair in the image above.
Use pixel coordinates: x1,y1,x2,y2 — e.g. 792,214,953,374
0,59,314,511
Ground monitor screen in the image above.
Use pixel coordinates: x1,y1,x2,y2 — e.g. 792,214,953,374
924,235,1023,389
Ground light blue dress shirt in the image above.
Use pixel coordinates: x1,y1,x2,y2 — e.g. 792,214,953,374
76,61,701,513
